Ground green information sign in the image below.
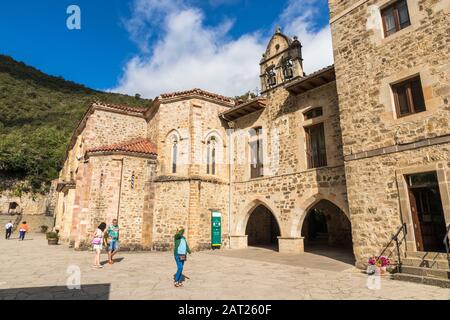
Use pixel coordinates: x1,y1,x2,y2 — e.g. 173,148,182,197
211,210,221,249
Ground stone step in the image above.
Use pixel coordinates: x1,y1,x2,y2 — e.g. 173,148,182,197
400,266,450,280
391,273,450,288
406,251,449,260
402,257,450,270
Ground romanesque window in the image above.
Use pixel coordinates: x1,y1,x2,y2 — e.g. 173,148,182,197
305,123,327,169
206,136,217,175
282,58,294,80
381,0,410,37
100,171,105,188
266,66,277,87
171,136,178,174
131,172,135,190
304,107,323,120
250,127,264,178
392,76,425,117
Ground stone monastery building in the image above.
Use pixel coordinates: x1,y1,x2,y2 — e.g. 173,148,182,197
55,0,450,268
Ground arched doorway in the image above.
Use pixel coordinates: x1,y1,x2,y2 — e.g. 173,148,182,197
301,200,354,262
245,204,281,250
8,202,19,215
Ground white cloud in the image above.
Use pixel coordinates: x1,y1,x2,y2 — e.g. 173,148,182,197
111,0,333,98
279,0,334,74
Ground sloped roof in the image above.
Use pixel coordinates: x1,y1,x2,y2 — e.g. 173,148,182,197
285,65,336,94
159,88,235,106
220,97,267,122
86,138,157,157
91,101,148,115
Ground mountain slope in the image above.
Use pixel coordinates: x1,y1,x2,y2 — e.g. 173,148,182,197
0,54,151,193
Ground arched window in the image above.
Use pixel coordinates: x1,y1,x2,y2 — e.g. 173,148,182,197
266,66,277,87
250,127,263,178
131,172,136,190
206,136,217,175
100,171,105,188
171,135,178,174
282,58,294,80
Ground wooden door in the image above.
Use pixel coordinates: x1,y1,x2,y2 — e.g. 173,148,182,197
408,189,424,251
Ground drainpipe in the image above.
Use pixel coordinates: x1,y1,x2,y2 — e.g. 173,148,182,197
222,114,234,249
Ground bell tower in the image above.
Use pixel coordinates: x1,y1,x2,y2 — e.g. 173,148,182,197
260,26,304,93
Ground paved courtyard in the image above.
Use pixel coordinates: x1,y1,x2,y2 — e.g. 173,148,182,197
0,233,448,300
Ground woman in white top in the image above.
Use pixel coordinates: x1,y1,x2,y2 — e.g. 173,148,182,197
92,222,107,269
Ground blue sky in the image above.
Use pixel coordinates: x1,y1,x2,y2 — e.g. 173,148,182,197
0,0,332,97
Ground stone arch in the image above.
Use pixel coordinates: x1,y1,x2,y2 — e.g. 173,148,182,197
166,129,181,142
290,193,349,237
204,129,225,146
235,197,284,237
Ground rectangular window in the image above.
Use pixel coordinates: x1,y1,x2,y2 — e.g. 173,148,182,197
381,0,411,37
250,128,263,179
305,123,327,169
392,76,426,117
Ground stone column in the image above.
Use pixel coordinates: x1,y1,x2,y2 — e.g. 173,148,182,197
277,237,304,254
230,235,248,249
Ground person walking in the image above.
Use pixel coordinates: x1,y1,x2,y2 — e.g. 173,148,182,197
173,227,191,287
92,222,107,269
5,221,13,240
18,221,28,241
107,219,120,264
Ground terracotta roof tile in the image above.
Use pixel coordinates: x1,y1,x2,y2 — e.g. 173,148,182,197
159,88,235,105
93,102,147,114
87,138,157,156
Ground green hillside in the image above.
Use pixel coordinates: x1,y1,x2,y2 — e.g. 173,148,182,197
0,55,151,193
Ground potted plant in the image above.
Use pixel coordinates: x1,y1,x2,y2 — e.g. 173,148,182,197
40,225,49,233
368,256,390,275
46,231,59,245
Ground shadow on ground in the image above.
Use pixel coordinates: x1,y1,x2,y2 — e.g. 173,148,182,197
0,284,111,300
100,257,125,266
304,243,356,265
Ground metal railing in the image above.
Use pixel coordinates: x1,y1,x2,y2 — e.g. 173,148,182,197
377,223,407,273
444,224,450,265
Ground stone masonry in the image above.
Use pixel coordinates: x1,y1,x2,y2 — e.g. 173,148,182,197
51,1,450,270
329,0,450,267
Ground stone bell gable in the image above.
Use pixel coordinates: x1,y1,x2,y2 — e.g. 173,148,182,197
260,26,304,93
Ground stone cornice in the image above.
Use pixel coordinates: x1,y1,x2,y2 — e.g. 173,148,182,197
344,134,450,162
85,150,157,160
154,175,228,185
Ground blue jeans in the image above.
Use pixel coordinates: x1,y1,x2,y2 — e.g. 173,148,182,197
19,231,26,240
109,240,119,251
174,254,185,282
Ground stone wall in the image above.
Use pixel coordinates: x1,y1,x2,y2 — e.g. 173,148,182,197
152,179,229,251
229,77,348,252
0,181,57,216
151,98,230,179
330,0,450,267
232,82,343,182
60,109,147,183
62,154,156,249
331,0,450,156
345,143,450,267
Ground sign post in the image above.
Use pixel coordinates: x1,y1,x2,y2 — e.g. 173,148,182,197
211,210,221,249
